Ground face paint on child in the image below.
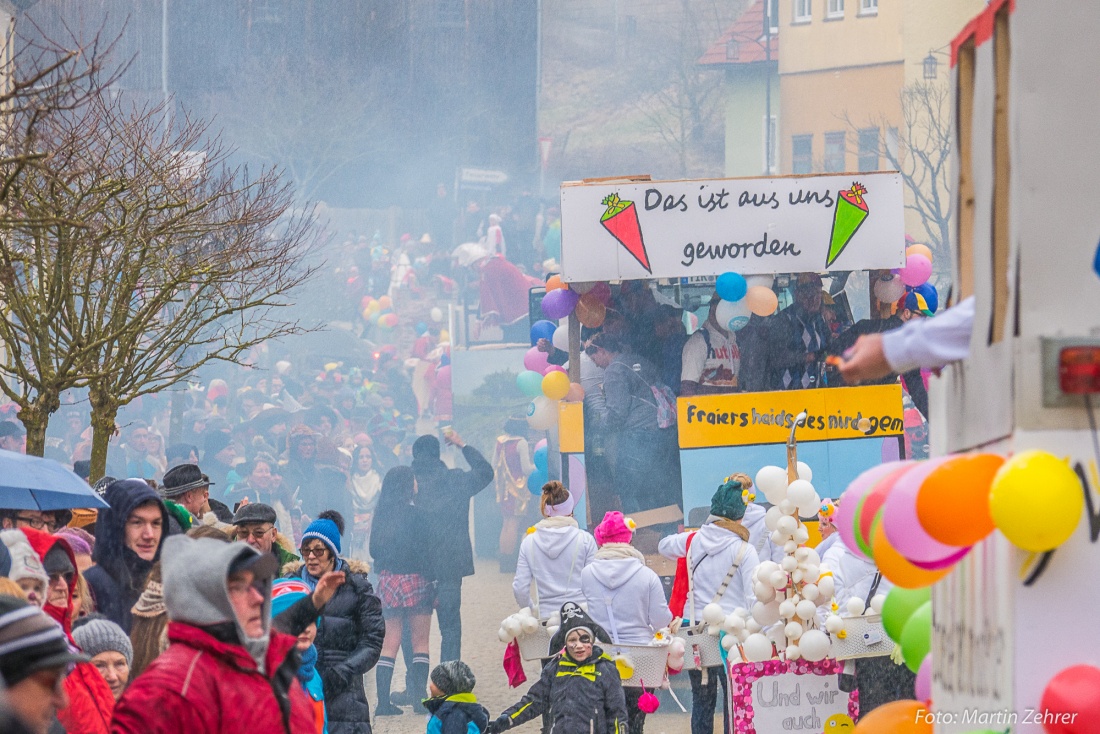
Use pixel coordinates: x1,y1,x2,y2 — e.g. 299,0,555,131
565,629,593,662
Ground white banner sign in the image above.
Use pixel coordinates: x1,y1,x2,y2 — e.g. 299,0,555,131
559,172,905,281
750,672,852,732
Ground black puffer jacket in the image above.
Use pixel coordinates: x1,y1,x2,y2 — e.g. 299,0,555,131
496,648,628,734
284,558,385,734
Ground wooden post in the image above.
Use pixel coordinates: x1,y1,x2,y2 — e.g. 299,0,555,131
568,313,581,383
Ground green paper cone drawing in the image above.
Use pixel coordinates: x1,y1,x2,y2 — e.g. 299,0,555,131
600,193,651,273
826,182,869,267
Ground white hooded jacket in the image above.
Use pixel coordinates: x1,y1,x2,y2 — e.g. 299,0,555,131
740,504,782,564
581,549,673,644
658,522,759,621
513,519,597,618
821,541,893,611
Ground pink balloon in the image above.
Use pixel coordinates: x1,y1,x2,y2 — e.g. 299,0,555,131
524,346,550,373
543,365,566,376
534,439,548,452
882,457,967,563
909,545,971,570
589,282,612,305
836,462,907,560
899,253,932,287
915,654,932,702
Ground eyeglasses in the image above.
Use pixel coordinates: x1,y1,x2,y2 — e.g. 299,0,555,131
48,572,74,585
238,527,274,540
15,516,58,532
300,546,329,558
584,345,599,357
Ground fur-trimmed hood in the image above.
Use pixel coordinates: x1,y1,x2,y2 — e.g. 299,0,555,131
281,557,371,578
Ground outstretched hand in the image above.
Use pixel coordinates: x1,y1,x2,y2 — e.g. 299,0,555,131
837,334,892,384
311,571,347,610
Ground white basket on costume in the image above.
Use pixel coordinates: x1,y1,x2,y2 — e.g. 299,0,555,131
673,624,724,670
830,614,895,660
606,642,673,688
517,620,555,661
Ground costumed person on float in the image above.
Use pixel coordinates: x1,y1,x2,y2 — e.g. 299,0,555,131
512,481,596,620
487,601,628,734
495,417,537,573
658,474,761,734
582,511,674,734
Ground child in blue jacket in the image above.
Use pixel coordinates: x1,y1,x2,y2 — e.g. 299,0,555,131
425,660,490,734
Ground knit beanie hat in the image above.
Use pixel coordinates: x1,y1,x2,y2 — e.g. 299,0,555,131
0,597,86,687
710,474,755,521
593,511,635,546
0,530,49,588
431,660,476,697
301,517,341,557
270,579,312,619
55,527,94,557
72,617,133,666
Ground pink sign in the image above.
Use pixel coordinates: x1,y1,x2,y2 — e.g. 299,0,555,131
728,659,859,734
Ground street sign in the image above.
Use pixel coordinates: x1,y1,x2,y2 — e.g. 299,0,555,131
459,168,509,186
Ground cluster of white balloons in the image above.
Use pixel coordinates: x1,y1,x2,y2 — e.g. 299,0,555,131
498,607,560,643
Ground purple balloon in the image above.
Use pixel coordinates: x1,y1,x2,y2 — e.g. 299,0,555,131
541,288,579,320
915,654,932,702
909,545,971,570
524,346,551,373
899,253,932,287
882,456,967,563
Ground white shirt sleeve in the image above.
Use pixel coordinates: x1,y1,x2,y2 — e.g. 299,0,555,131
882,296,975,373
681,332,707,383
512,539,534,610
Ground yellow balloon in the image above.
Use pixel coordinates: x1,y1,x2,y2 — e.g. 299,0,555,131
906,244,933,262
439,330,450,343
745,286,779,317
542,371,570,401
989,450,1084,552
366,301,381,315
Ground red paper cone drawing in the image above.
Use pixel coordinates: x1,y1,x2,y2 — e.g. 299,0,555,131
826,182,869,267
601,193,651,273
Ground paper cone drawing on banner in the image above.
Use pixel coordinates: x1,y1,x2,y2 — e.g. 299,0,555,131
826,182,869,267
600,193,651,273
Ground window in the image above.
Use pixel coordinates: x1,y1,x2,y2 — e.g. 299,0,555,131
793,0,812,23
824,132,845,172
768,0,779,32
827,0,844,19
791,135,812,174
885,127,899,164
857,128,879,172
763,116,778,174
859,0,877,15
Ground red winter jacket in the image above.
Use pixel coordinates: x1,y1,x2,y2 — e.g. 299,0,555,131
111,622,316,734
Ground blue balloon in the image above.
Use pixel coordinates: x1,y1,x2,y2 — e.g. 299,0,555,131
527,468,549,495
530,319,557,346
716,272,748,302
416,322,428,335
1094,238,1100,279
517,370,544,398
533,445,548,473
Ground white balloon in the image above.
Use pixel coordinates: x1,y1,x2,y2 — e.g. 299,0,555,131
503,618,522,636
804,549,822,567
737,629,751,643
874,275,906,303
746,619,762,634
792,570,804,584
825,615,845,634
721,634,737,651
818,576,835,598
766,623,787,645
795,547,811,562
430,307,444,323
725,614,746,632
778,600,796,619
776,516,798,536
755,465,788,499
734,607,750,618
747,274,775,290
778,499,797,515
703,603,726,625
754,582,776,603
786,643,802,661
783,541,798,555
796,600,818,621
707,624,721,637
770,530,787,545
799,629,831,662
552,325,570,352
794,525,810,544
764,506,784,531
521,617,540,634
715,298,752,332
846,598,866,617
803,565,820,583
757,561,779,580
752,601,781,627
786,480,817,510
781,556,798,573
870,594,886,614
742,633,773,663
670,638,686,654
785,621,804,640
802,584,820,602
546,625,560,637
527,396,558,430
769,570,788,589
796,461,813,483
498,626,511,642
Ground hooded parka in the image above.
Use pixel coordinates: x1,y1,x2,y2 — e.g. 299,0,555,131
581,544,673,644
512,518,596,618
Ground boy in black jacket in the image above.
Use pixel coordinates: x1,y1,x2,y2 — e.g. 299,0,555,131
425,660,490,734
488,602,628,734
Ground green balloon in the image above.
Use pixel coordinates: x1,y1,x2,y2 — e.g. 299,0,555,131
853,493,874,558
517,370,544,398
900,600,932,673
882,587,931,642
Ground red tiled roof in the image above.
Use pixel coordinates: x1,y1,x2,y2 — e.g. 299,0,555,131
698,0,779,66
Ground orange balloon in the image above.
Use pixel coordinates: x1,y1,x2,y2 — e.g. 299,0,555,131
565,382,586,402
917,453,1003,546
546,275,565,292
575,293,607,328
872,522,952,589
378,295,393,310
853,700,932,733
906,244,933,262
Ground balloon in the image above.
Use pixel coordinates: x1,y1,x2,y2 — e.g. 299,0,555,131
565,382,585,402
715,298,751,333
899,253,933,287
541,288,579,320
534,438,547,451
899,601,932,673
533,445,548,472
524,347,551,373
545,275,565,291
908,545,971,571
856,463,916,558
530,320,557,346
378,295,392,309
907,243,933,262
915,655,932,701
526,396,558,431
746,274,774,289
366,301,381,316
875,275,907,303
798,629,831,662
872,522,952,589
552,325,570,352
575,293,607,328
542,371,570,400
741,633,772,663
715,272,748,302
416,322,428,335
527,468,549,494
745,286,778,316
430,306,444,322
875,585,928,642
990,450,1084,552
882,456,968,563
1040,665,1100,734
571,281,597,294
852,700,932,733
837,462,902,558
587,281,611,305
917,454,1002,546
439,329,450,343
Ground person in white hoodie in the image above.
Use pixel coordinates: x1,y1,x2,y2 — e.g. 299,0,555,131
512,481,597,620
582,510,672,734
658,474,760,734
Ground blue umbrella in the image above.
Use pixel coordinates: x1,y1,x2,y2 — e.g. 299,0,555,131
0,449,109,511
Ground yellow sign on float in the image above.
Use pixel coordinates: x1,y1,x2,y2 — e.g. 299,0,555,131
677,385,905,449
558,402,585,454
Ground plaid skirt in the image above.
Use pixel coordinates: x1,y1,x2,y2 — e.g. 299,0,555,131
377,571,434,611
